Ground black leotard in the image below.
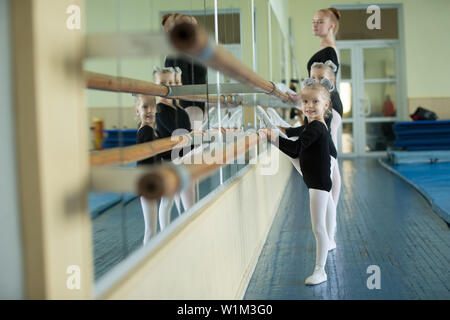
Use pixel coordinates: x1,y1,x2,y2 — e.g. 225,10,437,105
278,121,332,192
304,111,332,129
136,125,160,166
285,124,337,159
165,56,207,112
156,102,192,160
307,47,339,76
330,90,343,117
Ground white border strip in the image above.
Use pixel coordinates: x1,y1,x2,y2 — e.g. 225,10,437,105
378,158,450,224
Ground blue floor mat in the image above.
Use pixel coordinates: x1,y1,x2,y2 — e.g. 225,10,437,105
89,192,137,219
393,120,450,151
379,159,450,224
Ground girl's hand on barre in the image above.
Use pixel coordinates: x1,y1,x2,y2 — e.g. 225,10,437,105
258,128,277,142
277,126,287,134
287,92,301,106
258,128,269,140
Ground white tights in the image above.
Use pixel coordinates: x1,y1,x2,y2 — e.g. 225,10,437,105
158,184,195,232
309,188,336,268
140,197,158,246
157,143,206,233
330,110,342,206
185,106,204,131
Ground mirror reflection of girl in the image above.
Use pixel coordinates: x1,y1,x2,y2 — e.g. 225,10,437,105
153,67,194,230
259,79,337,285
135,94,159,245
173,67,183,109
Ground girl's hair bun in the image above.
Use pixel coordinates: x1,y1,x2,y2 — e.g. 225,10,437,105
320,78,335,92
328,7,341,20
301,78,317,89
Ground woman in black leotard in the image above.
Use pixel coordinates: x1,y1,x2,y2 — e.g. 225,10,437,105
309,8,341,76
307,8,344,212
259,79,337,286
161,13,207,131
152,67,192,162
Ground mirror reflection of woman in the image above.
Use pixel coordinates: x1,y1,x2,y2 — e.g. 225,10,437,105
161,13,207,132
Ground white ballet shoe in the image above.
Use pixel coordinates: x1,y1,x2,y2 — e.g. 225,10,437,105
328,240,336,251
267,107,291,127
228,108,243,128
143,233,152,246
256,106,277,129
305,266,327,285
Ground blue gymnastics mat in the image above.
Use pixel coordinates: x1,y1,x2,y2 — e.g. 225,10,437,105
388,150,450,164
393,120,450,151
102,129,138,149
89,162,140,218
89,192,137,219
379,159,450,224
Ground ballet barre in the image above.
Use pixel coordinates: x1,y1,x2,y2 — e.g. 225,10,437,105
85,72,241,104
89,131,260,198
137,132,260,199
89,128,245,167
90,134,192,167
85,33,174,58
168,23,295,106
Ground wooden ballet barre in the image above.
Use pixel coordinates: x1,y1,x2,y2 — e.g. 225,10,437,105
90,128,243,167
85,71,169,96
90,134,192,167
85,71,240,104
137,132,260,200
168,23,295,106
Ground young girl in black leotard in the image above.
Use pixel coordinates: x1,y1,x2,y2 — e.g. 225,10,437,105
259,79,336,285
135,94,159,245
153,67,195,230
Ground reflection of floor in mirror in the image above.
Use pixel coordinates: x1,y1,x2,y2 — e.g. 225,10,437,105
92,168,229,281
244,158,450,300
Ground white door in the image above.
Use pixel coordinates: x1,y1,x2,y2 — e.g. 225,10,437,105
337,40,405,157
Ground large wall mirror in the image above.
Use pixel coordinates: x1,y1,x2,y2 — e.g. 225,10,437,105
84,0,293,284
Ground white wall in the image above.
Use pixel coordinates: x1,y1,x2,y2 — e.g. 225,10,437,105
289,0,450,98
0,0,25,300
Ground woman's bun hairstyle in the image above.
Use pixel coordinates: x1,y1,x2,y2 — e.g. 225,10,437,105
161,13,172,26
328,7,341,21
318,7,341,34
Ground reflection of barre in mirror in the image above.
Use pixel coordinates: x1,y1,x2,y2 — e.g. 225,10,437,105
85,72,241,105
168,22,296,106
137,132,261,200
90,131,265,200
89,134,193,167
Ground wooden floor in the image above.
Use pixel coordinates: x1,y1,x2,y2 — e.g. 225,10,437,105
244,158,450,300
